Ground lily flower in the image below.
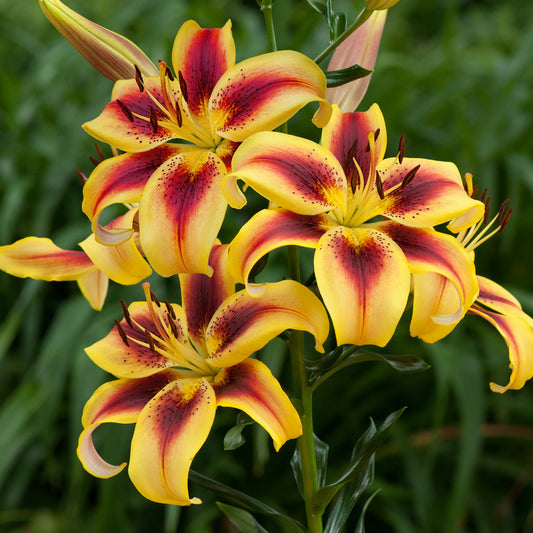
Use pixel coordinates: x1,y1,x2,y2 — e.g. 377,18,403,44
411,180,533,392
0,209,151,310
222,104,485,347
77,244,329,505
327,10,387,112
81,20,331,277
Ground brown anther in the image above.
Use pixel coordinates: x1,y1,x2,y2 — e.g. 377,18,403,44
483,197,490,225
120,300,133,328
478,188,488,203
374,128,381,141
89,156,100,167
76,169,88,185
375,170,385,199
149,106,159,134
401,164,420,188
178,71,189,103
165,65,174,81
168,317,179,339
176,102,183,128
95,144,106,162
132,211,139,232
499,207,512,232
164,300,176,320
116,99,134,122
398,134,405,164
150,290,161,307
114,319,129,346
145,330,156,353
134,65,145,92
470,183,479,198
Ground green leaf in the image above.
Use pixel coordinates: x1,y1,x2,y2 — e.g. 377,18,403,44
224,412,255,451
307,346,429,390
189,470,306,533
326,65,373,88
217,503,269,533
291,433,329,496
305,0,327,15
324,454,374,533
313,408,405,514
354,489,381,533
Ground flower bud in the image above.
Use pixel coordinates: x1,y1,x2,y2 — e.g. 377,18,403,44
39,0,158,81
327,10,387,112
365,0,400,10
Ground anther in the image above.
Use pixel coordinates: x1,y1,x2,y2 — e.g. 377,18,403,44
89,156,100,167
164,300,176,320
134,65,145,92
145,330,156,353
150,290,161,307
499,207,512,233
76,169,88,185
401,164,420,188
120,300,133,328
178,71,189,103
95,144,106,162
114,319,129,346
176,103,183,128
149,106,159,134
398,134,405,164
168,317,179,339
375,170,385,199
478,188,488,203
374,128,381,141
483,197,490,225
116,99,134,122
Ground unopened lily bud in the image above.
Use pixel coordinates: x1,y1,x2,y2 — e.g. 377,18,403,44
365,0,400,10
327,10,387,112
39,0,158,81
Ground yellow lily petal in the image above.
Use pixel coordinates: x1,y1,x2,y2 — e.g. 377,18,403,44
223,131,347,214
205,280,329,367
214,359,302,451
77,269,108,311
210,50,331,142
315,226,410,347
128,378,216,505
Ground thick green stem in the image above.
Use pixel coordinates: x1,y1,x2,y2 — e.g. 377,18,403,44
287,246,323,533
313,8,373,65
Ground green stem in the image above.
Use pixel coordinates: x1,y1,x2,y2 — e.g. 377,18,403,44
287,246,323,533
261,2,278,53
313,7,373,65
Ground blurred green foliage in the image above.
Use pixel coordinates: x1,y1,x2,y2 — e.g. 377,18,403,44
1,0,532,531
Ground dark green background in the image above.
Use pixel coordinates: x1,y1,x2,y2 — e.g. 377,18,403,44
1,0,532,531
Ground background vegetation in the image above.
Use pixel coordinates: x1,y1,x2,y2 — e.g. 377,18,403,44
1,0,532,531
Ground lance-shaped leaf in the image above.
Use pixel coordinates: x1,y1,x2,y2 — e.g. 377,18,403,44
313,408,405,514
39,0,158,81
217,503,269,533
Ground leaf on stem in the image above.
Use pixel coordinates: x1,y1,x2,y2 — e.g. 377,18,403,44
313,408,405,514
217,503,269,533
291,433,329,496
224,412,255,451
326,65,373,88
306,346,429,390
354,489,381,533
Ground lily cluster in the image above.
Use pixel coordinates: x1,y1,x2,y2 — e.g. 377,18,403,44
0,0,531,509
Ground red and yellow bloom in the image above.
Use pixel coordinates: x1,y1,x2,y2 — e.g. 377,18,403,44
82,20,330,277
411,186,533,392
77,244,329,505
223,104,485,347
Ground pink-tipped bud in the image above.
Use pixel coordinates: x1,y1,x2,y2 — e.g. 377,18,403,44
39,0,158,81
326,10,387,112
